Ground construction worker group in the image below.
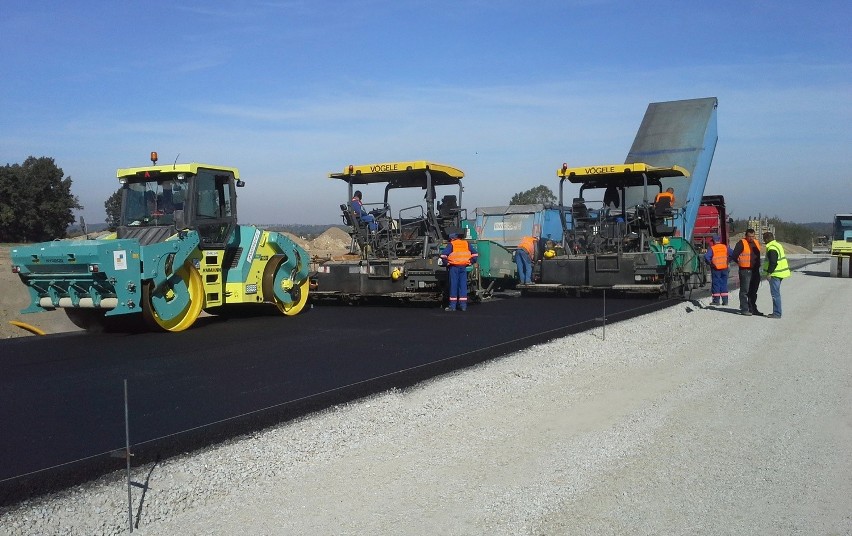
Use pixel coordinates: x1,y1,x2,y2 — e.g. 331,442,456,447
707,228,790,318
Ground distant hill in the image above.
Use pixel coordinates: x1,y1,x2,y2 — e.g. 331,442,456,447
253,224,347,240
800,222,832,235
731,218,833,250
67,222,109,235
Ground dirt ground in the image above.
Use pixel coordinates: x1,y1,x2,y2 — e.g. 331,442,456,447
0,227,353,339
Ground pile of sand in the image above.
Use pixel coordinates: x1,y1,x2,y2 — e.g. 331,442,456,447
311,227,351,252
281,232,311,251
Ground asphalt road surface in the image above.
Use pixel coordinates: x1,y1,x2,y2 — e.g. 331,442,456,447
0,293,670,502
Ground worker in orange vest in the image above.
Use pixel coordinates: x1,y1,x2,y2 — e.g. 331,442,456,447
440,232,478,311
704,235,732,305
515,235,537,285
730,228,763,316
654,187,675,206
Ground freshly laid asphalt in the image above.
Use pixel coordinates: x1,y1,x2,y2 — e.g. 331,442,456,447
2,256,826,505
0,293,671,503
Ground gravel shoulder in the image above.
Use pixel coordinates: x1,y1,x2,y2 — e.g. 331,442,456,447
2,257,851,535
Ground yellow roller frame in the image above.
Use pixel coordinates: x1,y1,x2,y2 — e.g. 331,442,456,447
274,278,310,316
142,262,204,332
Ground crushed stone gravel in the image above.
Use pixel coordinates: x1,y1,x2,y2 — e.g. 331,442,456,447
2,257,850,536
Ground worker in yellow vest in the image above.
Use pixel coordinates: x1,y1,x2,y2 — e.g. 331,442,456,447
761,231,791,318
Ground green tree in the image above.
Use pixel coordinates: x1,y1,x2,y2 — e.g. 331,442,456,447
0,156,83,242
509,185,557,205
104,189,122,231
768,217,815,249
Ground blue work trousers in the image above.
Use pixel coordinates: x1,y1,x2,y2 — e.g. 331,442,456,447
515,249,532,284
710,268,729,303
448,265,468,310
768,276,782,317
359,213,377,231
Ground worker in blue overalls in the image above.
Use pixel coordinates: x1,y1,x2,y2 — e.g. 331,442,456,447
440,232,478,311
350,190,377,231
704,234,732,305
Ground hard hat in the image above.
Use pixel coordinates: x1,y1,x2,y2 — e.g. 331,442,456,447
544,249,556,259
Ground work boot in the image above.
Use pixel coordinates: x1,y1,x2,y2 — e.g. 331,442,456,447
444,306,456,312
722,299,728,305
711,299,720,306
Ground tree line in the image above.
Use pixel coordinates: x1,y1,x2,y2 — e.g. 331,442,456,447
732,218,829,250
0,157,81,242
0,160,833,250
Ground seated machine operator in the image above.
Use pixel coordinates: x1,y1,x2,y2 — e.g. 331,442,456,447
350,190,378,232
654,187,675,208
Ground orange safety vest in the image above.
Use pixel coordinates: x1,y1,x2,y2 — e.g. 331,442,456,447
448,239,473,266
654,191,675,205
519,236,536,257
737,238,761,268
710,243,729,270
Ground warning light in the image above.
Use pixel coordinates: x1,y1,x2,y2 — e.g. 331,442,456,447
562,163,568,171
151,152,158,165
348,165,354,174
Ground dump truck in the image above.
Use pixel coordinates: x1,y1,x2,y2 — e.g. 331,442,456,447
11,153,310,332
310,161,511,304
692,195,728,252
829,213,852,277
531,97,718,297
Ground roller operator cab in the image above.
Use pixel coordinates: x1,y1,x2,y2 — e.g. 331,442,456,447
829,213,852,277
11,153,311,332
533,163,706,297
310,160,493,305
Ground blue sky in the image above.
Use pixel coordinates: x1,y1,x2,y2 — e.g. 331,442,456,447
2,0,850,225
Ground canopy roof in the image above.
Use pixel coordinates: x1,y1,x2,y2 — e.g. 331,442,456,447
329,161,464,187
556,162,688,188
117,163,240,181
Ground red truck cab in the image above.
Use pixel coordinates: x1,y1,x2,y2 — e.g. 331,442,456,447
692,195,728,250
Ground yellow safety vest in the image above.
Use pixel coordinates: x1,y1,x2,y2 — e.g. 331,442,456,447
762,240,791,279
